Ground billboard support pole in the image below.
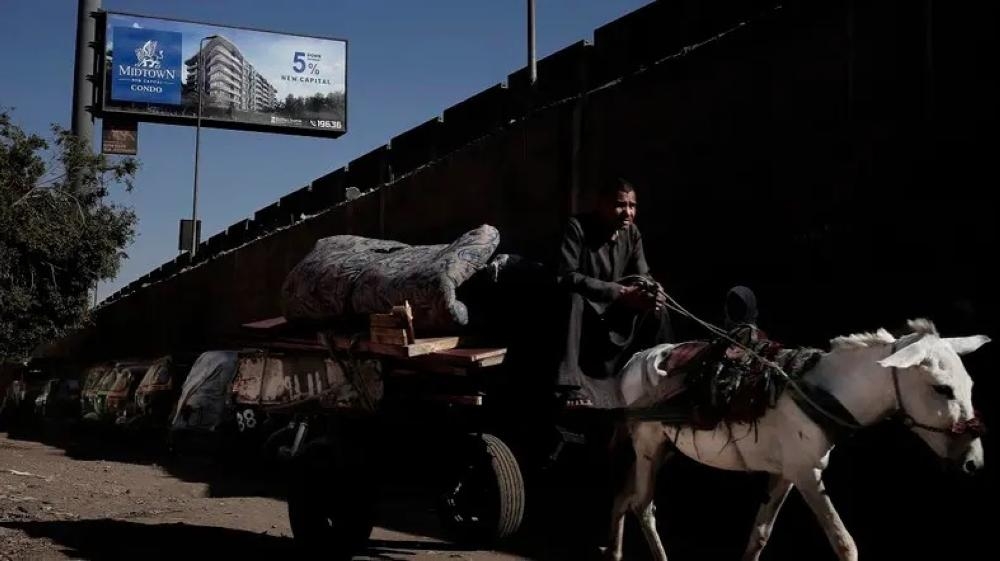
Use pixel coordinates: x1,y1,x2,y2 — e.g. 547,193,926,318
73,0,100,306
191,35,217,256
528,0,536,85
72,0,99,146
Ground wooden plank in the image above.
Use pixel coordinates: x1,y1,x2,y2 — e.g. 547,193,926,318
474,355,506,368
324,334,462,358
369,302,415,343
403,336,462,356
432,348,507,363
370,314,406,328
393,301,416,343
242,316,288,330
422,394,484,406
367,336,460,357
412,347,507,369
371,327,409,345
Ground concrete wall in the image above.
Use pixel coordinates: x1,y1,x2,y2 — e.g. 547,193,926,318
56,0,996,361
64,1,769,359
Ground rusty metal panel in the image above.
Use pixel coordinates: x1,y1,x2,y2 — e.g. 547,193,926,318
231,351,266,405
262,354,341,406
231,351,350,407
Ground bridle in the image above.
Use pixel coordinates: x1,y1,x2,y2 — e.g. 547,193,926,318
887,342,987,439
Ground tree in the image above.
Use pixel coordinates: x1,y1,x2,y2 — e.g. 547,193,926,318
0,110,139,362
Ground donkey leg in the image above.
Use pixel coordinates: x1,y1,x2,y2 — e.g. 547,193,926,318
795,469,857,561
638,500,668,561
606,484,630,561
631,424,671,561
741,475,793,561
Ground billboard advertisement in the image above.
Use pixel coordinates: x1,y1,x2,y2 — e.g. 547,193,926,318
101,117,138,155
97,11,347,138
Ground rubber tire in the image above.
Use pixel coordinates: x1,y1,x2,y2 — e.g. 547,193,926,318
439,433,525,543
287,436,375,561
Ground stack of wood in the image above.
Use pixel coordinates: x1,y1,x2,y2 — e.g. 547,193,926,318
369,301,416,346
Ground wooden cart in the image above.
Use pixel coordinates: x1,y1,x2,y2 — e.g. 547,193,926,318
241,314,528,560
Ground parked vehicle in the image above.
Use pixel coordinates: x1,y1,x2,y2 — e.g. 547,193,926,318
34,378,81,420
80,363,114,421
131,354,194,432
168,350,241,455
1,372,45,427
103,362,152,425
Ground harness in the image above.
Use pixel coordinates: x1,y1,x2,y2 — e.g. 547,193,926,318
654,292,987,444
788,380,862,443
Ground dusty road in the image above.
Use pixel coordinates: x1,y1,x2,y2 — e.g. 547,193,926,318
0,429,552,561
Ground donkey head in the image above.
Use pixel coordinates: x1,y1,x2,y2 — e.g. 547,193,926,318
879,320,989,474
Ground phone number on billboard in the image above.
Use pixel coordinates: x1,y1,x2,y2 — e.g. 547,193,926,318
311,120,343,129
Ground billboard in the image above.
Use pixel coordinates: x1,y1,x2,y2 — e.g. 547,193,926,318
101,117,138,155
96,11,347,138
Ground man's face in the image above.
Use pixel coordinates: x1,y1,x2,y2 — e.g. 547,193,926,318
602,189,637,230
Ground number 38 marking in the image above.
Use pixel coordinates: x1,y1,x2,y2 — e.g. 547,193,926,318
236,408,257,432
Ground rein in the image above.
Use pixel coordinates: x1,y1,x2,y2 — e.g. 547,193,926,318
656,292,865,432
655,293,985,439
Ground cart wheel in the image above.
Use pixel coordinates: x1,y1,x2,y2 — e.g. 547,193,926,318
439,433,525,543
288,437,374,560
260,424,296,467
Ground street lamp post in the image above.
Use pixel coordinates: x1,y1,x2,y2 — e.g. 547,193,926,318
190,34,218,255
528,0,536,85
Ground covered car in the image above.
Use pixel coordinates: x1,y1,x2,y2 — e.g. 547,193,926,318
168,351,240,453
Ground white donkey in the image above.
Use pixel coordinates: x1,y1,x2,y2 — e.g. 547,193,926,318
607,319,988,561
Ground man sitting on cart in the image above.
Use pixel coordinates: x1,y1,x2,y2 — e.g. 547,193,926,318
554,176,674,408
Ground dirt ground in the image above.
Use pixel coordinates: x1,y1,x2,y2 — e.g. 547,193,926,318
0,428,541,561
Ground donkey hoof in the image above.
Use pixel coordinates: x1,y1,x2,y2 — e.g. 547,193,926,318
597,546,621,561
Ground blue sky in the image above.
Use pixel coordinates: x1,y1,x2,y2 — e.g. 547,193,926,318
1,0,650,301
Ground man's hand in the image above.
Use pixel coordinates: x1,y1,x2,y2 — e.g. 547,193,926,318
653,283,668,311
616,284,656,311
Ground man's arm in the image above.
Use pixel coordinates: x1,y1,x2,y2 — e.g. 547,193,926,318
626,229,651,278
556,218,621,303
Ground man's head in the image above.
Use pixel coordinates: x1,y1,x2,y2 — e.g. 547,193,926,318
597,177,637,231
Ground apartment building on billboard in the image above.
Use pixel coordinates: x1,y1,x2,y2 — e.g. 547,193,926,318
184,35,277,112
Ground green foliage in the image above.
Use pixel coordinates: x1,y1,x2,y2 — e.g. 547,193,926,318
0,110,139,362
276,91,345,118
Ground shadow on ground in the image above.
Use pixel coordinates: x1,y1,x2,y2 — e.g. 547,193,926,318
3,421,283,500
1,518,512,561
4,418,996,561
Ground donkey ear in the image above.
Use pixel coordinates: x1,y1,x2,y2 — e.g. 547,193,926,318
878,342,928,369
944,335,991,356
